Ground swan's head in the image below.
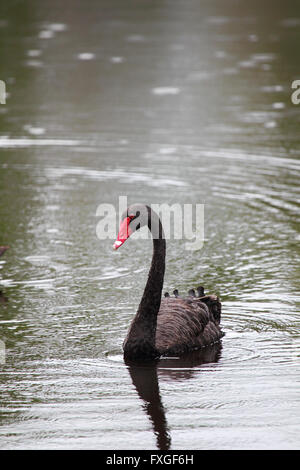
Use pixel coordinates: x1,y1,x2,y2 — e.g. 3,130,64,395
113,204,150,250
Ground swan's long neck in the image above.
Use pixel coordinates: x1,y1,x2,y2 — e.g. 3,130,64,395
123,211,166,360
137,235,166,320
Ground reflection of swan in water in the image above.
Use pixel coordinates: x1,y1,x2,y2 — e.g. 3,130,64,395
126,342,222,450
127,362,171,450
0,292,7,304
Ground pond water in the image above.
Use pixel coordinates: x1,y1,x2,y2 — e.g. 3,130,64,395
0,0,299,450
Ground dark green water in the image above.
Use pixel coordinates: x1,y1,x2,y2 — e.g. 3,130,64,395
0,0,299,449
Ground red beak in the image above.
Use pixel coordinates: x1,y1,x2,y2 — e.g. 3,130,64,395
113,217,133,250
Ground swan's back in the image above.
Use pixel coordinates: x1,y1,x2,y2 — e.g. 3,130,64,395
155,292,223,356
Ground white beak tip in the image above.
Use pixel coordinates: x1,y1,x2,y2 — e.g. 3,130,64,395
113,240,122,250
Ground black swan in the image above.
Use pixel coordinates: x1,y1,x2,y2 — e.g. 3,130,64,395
113,204,223,361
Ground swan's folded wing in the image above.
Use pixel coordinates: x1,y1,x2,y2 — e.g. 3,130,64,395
156,297,222,356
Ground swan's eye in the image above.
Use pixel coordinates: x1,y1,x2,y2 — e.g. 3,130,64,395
128,213,140,232
128,211,140,221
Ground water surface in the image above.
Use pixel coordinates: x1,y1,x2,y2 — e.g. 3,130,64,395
0,0,299,450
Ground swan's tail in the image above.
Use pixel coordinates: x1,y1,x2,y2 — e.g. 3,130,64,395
199,295,221,324
164,286,206,300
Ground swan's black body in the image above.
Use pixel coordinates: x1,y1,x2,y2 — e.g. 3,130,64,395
114,204,224,362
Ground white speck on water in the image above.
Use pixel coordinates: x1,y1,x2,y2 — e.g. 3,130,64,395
159,147,177,155
152,87,180,96
77,52,95,60
24,125,46,136
272,102,285,109
25,60,43,68
126,34,145,42
251,53,276,62
39,30,55,39
261,85,284,92
186,71,212,81
248,34,258,42
238,60,256,68
110,56,125,64
27,49,42,57
264,121,277,128
48,23,67,32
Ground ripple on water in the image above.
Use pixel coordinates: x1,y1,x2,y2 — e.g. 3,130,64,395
24,256,50,266
45,166,187,188
0,137,81,147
